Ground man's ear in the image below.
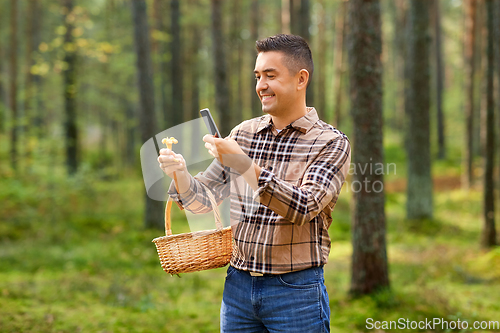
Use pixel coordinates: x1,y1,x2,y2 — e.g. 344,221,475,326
297,69,309,91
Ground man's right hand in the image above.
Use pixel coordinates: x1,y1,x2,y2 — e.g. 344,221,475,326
158,148,187,178
158,148,193,194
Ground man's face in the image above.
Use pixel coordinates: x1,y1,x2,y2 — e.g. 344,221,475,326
254,51,300,116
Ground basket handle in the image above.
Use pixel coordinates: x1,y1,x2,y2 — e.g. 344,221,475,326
165,182,223,236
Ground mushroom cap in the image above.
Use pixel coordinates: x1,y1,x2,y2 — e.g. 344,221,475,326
162,137,178,145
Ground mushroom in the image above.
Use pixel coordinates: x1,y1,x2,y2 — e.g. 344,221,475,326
162,137,179,162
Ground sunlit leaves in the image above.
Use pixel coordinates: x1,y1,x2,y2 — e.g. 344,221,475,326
56,25,67,35
30,63,50,76
63,42,77,53
39,42,49,52
99,42,115,54
73,27,84,38
151,29,170,43
52,37,63,48
76,38,89,48
38,3,123,75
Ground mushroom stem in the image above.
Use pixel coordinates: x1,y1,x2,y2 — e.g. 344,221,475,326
162,137,179,162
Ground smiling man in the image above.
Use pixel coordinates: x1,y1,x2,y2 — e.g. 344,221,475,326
158,34,351,332
254,38,314,129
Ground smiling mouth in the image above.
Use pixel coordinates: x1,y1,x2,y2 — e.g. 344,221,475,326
260,94,275,102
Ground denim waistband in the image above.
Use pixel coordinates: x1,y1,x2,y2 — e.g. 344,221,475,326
235,265,324,277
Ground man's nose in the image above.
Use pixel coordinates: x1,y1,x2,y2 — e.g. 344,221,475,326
255,78,268,93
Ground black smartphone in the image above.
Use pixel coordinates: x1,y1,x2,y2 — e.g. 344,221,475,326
200,108,228,183
200,108,221,138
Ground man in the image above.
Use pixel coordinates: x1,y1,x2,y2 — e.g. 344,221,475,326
158,34,350,332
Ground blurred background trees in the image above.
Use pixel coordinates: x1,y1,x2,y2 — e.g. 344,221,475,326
0,0,498,297
463,0,477,191
405,0,433,220
131,0,164,229
348,0,390,295
482,0,496,248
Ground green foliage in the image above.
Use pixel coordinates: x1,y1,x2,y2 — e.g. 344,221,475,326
1,0,498,330
467,247,500,282
0,166,224,332
1,139,499,332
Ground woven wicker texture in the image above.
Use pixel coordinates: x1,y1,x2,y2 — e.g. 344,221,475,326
152,183,232,275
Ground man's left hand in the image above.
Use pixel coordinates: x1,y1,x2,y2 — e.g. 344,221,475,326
203,135,253,175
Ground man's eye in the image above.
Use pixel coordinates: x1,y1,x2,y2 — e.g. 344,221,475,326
255,76,260,80
267,75,274,79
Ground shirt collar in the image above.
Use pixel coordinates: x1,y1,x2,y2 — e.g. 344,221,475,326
256,107,319,134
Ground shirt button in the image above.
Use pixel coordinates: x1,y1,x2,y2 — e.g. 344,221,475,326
250,256,255,260
257,226,260,230
267,166,273,171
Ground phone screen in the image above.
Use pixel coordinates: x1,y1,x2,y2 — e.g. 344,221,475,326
200,108,221,138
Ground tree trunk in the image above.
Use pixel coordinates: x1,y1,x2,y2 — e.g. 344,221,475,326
281,0,290,34
299,0,310,40
495,0,500,195
230,0,243,126
406,0,433,220
190,32,201,122
348,0,390,296
434,0,446,160
188,7,201,161
62,0,78,175
481,0,496,249
153,0,169,130
394,0,407,131
99,1,112,170
32,0,44,137
290,0,300,35
0,28,5,134
315,0,326,120
462,0,477,190
9,0,18,171
403,0,411,152
131,0,164,229
170,0,184,127
124,99,136,167
300,0,314,107
250,0,260,118
211,0,231,136
476,0,485,159
24,0,37,170
333,0,346,127
475,0,485,159
386,0,398,130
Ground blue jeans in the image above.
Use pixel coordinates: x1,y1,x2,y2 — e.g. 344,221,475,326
220,265,330,332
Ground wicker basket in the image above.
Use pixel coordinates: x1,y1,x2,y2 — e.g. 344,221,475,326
152,183,232,275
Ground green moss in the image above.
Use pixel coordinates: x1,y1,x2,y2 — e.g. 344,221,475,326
1,133,499,332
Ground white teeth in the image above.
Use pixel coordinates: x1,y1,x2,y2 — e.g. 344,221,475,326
261,95,274,100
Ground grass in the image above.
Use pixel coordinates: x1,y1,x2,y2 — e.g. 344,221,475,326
0,168,225,332
1,137,499,332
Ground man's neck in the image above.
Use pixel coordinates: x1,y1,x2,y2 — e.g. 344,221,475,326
271,105,308,130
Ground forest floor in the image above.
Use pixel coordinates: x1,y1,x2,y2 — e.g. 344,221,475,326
1,139,499,333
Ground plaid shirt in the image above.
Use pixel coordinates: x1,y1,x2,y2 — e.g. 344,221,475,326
168,108,351,274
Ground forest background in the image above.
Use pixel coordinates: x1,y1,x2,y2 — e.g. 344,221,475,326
0,0,499,332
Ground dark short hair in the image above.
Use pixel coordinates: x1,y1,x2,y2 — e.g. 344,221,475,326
255,34,313,87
